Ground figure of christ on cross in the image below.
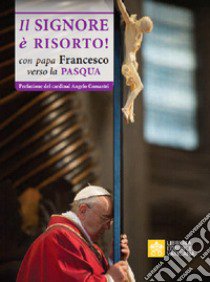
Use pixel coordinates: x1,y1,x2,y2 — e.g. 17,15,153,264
117,0,153,123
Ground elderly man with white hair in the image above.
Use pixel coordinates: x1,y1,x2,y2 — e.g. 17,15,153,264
17,185,135,282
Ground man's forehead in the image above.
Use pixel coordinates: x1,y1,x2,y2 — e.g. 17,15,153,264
99,195,112,204
95,196,113,211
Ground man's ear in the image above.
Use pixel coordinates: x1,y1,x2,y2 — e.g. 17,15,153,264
78,204,88,219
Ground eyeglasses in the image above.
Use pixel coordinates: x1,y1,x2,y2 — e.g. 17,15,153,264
87,205,113,225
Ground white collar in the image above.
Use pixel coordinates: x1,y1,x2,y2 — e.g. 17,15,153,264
61,211,93,244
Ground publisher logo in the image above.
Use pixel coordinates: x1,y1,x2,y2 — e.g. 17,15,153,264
148,240,165,258
167,240,195,257
145,213,210,281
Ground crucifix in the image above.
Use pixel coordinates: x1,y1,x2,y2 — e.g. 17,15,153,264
117,0,153,123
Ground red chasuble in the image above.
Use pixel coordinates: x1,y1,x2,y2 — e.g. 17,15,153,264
17,215,109,282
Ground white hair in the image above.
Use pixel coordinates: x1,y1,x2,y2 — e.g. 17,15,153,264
71,195,111,213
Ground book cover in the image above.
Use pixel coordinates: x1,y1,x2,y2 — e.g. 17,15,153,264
1,0,210,281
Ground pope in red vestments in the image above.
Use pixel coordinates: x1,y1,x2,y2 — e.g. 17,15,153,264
17,215,109,282
17,185,135,282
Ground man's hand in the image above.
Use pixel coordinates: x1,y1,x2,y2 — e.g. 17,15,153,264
121,234,130,261
107,261,128,282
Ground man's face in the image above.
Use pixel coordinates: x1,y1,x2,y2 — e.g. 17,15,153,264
79,196,113,242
